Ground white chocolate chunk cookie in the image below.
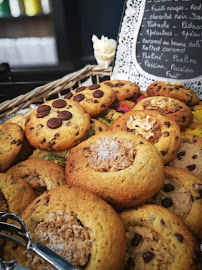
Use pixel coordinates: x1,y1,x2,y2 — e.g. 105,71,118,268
25,98,91,151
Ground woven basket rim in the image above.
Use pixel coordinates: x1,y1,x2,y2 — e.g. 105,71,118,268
0,65,112,119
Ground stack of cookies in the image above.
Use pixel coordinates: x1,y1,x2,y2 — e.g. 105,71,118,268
0,79,201,270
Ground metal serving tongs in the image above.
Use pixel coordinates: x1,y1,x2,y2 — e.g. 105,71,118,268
0,211,81,270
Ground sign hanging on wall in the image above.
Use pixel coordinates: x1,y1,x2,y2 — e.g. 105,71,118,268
112,0,202,98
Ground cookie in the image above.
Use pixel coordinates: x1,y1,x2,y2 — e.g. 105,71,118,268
147,81,200,106
134,96,193,130
103,80,140,101
29,148,71,167
96,109,122,124
169,134,202,179
85,118,109,139
65,83,116,116
109,110,181,164
0,173,36,215
120,204,201,270
110,100,136,113
147,166,202,239
4,185,126,270
65,131,164,209
25,98,91,151
6,158,66,196
0,123,24,172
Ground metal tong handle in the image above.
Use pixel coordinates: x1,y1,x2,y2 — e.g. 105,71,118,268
31,242,81,270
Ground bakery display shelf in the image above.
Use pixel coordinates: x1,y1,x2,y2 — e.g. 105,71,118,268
0,65,112,119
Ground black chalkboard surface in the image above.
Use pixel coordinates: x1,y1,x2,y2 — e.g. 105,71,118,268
112,0,202,98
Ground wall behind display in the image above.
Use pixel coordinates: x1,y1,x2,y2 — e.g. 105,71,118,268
77,0,125,65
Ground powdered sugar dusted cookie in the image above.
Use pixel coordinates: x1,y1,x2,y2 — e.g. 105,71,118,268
109,110,181,164
25,98,91,151
103,80,140,101
120,204,201,270
169,134,202,179
65,83,115,116
147,166,202,239
65,131,164,209
134,96,193,130
147,81,200,106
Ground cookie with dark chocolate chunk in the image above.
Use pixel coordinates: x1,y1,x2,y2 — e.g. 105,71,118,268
120,204,201,270
25,98,91,151
68,82,116,116
0,122,24,172
169,134,202,179
147,81,200,106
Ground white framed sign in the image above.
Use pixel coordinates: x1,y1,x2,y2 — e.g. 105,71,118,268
112,0,202,99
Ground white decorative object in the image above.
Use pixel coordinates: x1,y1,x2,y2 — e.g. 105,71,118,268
92,35,117,68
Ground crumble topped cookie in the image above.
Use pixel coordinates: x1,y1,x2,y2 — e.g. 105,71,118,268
4,185,126,270
6,158,66,196
169,134,202,179
134,96,193,130
0,122,24,172
25,98,91,151
120,204,201,270
65,131,164,209
146,81,200,106
109,110,181,164
65,82,116,116
147,166,202,239
103,80,140,101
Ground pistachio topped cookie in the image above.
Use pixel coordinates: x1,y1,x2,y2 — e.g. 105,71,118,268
65,82,116,116
65,131,164,209
25,98,91,151
109,110,181,164
147,81,200,106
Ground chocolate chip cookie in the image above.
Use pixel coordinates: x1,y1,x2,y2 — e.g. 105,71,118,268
0,173,36,215
147,166,202,239
103,80,140,101
147,81,200,106
134,96,193,130
25,98,91,151
0,123,24,172
65,83,116,116
169,134,202,179
4,185,126,270
109,110,181,164
65,131,164,209
120,204,201,270
85,118,109,139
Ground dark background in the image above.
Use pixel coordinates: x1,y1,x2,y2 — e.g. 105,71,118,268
0,0,125,101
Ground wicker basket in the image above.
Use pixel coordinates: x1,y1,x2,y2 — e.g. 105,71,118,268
0,65,112,119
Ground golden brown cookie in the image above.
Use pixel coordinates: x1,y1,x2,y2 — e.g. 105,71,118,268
65,131,164,209
25,98,91,151
147,166,202,239
134,96,193,130
85,118,109,139
147,81,200,106
109,110,181,164
120,204,201,270
169,134,202,179
0,173,36,215
4,185,126,270
65,83,116,116
0,123,24,172
103,80,140,101
6,158,66,196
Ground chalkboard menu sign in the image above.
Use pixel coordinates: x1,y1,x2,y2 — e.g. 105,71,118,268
112,0,202,99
